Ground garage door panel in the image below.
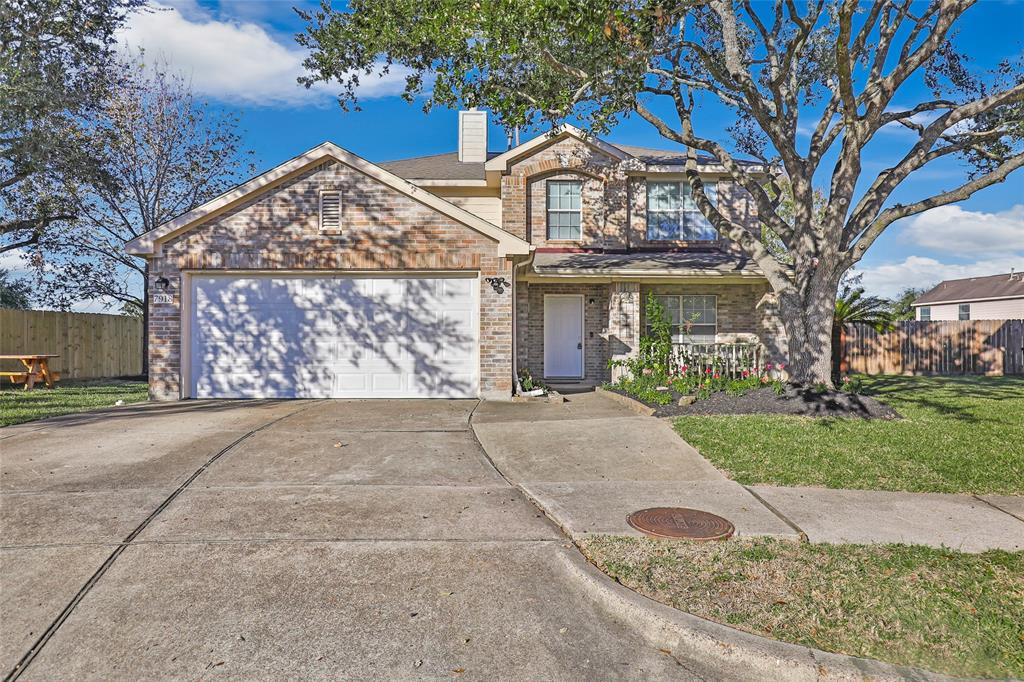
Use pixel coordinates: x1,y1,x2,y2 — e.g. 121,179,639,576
191,275,479,399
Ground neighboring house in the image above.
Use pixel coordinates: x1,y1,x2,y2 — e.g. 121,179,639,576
126,111,785,401
912,272,1024,321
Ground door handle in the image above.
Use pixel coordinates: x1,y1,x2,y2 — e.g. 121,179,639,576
577,342,583,349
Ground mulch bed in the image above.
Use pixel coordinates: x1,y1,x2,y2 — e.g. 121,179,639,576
610,385,901,419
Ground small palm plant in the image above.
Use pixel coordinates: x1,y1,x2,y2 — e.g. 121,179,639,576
833,281,894,382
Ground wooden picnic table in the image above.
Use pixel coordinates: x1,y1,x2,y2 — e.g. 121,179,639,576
0,354,61,389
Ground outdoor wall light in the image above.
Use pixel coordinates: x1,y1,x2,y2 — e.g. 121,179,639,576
485,277,510,294
155,276,171,291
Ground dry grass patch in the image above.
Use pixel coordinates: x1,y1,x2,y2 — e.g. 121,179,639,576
581,536,1024,679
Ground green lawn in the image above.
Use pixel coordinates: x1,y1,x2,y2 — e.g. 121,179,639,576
583,536,1024,679
0,380,148,427
672,376,1024,494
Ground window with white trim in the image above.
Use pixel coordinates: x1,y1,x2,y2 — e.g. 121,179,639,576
649,294,718,343
546,180,582,240
919,306,931,321
319,190,342,232
958,303,970,320
646,181,718,240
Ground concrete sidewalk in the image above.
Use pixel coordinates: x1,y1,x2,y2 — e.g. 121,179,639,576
472,393,799,541
748,486,1024,553
473,392,1024,553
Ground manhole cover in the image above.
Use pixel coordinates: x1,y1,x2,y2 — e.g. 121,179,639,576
626,507,735,541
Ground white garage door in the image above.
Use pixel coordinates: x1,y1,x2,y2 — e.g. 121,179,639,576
189,274,479,399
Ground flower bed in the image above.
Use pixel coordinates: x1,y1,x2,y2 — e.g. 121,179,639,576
605,294,896,419
609,363,787,406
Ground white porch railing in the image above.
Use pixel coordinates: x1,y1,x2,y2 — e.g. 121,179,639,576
670,342,768,378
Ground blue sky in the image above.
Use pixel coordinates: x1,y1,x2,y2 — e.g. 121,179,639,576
11,0,1021,308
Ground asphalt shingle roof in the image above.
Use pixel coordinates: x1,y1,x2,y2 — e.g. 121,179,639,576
378,151,501,180
531,250,764,276
913,272,1024,305
376,141,741,180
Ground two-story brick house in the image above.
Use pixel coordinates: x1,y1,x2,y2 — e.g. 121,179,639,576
127,111,785,401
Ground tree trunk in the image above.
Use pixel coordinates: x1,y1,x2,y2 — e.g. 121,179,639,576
778,276,838,388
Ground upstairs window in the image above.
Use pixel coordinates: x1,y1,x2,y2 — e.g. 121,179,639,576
649,294,718,344
919,306,931,321
546,180,582,240
319,190,342,232
647,181,718,241
958,303,971,320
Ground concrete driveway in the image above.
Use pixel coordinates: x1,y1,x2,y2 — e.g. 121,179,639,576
1,399,715,680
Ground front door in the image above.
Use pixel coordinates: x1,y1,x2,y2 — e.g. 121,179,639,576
544,295,584,378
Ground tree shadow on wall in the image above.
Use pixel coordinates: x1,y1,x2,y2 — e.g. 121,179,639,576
179,168,489,399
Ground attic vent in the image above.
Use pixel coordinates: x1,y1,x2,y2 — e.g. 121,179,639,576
319,190,342,232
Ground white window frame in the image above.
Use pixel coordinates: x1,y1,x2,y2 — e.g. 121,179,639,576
919,306,931,321
546,180,582,241
646,180,719,241
319,189,342,232
649,294,718,343
958,303,970,320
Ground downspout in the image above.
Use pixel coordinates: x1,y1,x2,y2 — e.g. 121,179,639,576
511,252,534,396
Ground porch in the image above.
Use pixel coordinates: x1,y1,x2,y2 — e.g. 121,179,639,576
514,278,787,386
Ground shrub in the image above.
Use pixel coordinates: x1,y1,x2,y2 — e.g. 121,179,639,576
840,375,864,394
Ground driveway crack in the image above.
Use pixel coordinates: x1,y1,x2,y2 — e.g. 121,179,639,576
3,401,320,682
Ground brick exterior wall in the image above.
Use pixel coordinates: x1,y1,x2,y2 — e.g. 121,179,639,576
516,281,610,383
514,280,786,385
498,135,760,252
639,282,787,360
147,160,513,400
627,176,760,250
502,137,628,249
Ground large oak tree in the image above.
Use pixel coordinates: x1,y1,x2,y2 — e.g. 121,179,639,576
1,0,145,253
298,0,1024,385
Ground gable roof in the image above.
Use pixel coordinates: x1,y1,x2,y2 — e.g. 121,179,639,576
913,272,1024,305
125,142,530,257
378,130,759,182
483,124,631,173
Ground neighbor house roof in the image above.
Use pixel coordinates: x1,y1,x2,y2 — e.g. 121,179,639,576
125,142,530,258
530,250,768,278
913,272,1024,306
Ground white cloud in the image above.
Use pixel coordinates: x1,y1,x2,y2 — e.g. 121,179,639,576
899,204,1024,256
0,248,30,274
118,3,410,107
858,255,1024,298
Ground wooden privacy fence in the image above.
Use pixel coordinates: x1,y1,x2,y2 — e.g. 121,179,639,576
842,320,1024,376
0,309,143,379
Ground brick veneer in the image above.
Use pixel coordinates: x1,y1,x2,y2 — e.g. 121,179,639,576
516,282,610,382
502,137,628,249
147,160,513,400
498,135,760,252
639,282,787,359
515,280,786,385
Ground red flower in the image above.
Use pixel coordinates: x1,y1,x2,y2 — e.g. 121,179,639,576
713,373,720,379
766,363,774,370
741,370,749,378
705,368,712,374
777,363,786,370
681,365,689,372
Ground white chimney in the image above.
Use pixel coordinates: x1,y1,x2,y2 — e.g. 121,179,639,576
458,109,488,163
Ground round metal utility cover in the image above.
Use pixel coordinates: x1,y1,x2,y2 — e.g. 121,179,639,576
627,507,735,541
